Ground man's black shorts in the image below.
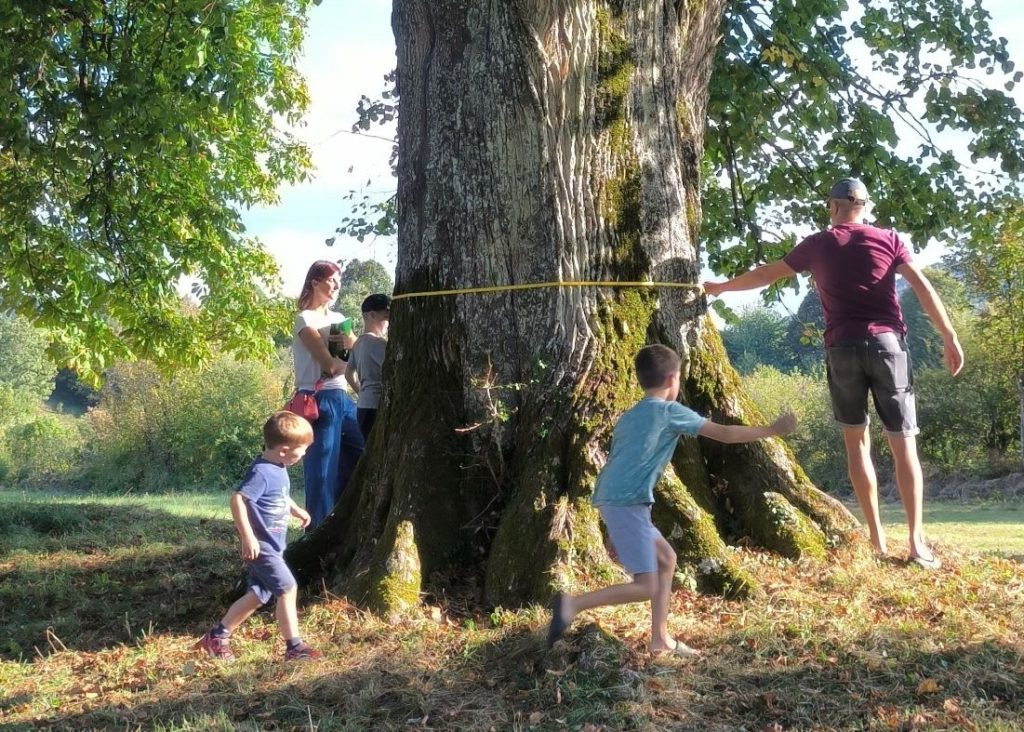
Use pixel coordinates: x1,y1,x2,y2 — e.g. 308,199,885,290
824,332,918,436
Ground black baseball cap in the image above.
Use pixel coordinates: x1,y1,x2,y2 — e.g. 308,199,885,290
361,293,391,313
828,178,869,204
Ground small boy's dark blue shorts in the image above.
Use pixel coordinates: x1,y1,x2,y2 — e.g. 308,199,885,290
246,547,297,605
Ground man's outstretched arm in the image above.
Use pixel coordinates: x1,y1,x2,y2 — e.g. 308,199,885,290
703,260,796,297
897,262,964,376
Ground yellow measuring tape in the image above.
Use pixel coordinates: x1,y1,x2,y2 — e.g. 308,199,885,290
390,280,705,301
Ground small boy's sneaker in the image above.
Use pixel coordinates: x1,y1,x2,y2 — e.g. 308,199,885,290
198,631,235,660
284,642,322,661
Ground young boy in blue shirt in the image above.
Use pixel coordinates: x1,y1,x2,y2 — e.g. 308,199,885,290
548,344,796,656
198,411,320,661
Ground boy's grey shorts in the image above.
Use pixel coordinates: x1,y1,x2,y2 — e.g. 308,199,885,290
246,547,298,605
598,503,663,576
824,331,918,437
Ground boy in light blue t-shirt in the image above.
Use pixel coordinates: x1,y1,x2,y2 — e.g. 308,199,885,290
548,344,795,657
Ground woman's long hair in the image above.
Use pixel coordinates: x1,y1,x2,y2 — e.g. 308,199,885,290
297,260,342,311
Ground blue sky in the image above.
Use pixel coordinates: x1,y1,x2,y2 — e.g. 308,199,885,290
242,0,397,294
244,0,1024,309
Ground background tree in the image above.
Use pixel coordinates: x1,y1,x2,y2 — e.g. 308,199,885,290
0,314,57,404
721,307,794,374
335,259,395,333
783,289,826,372
899,267,974,370
0,1,314,380
954,204,1024,463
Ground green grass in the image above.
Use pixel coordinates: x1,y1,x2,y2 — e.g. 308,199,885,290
879,501,1024,559
1,489,1023,731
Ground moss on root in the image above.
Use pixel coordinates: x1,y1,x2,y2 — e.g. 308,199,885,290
486,409,627,606
550,496,623,594
684,316,762,420
484,450,565,605
653,467,757,600
757,493,828,560
487,285,664,606
346,519,422,621
670,437,718,517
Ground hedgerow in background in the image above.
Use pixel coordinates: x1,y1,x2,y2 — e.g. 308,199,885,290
743,355,1018,494
79,353,290,493
1,415,83,487
914,327,1020,475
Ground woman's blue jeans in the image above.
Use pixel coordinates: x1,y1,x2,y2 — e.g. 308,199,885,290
303,388,365,529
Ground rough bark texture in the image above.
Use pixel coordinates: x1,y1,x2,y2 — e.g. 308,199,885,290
287,0,859,614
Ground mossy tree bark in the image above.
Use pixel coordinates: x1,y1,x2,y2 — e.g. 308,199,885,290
286,0,859,615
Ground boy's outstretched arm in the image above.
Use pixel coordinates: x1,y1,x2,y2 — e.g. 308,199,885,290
344,360,360,393
697,412,796,444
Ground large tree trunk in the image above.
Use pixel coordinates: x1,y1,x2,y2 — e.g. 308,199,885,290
288,0,858,615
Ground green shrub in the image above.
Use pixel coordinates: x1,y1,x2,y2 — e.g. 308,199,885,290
743,358,1019,491
1,414,84,486
80,351,291,492
914,364,1017,474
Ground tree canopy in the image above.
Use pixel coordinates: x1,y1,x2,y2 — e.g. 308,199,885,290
952,202,1024,460
344,0,1024,295
2,0,1021,380
0,0,315,380
704,0,1024,285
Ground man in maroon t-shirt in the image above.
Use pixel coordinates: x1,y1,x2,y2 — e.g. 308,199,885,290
703,178,964,569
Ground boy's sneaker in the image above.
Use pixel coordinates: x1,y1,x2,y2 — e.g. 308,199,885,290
198,631,235,660
285,642,322,661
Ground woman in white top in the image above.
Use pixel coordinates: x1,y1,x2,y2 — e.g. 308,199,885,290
292,260,365,529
